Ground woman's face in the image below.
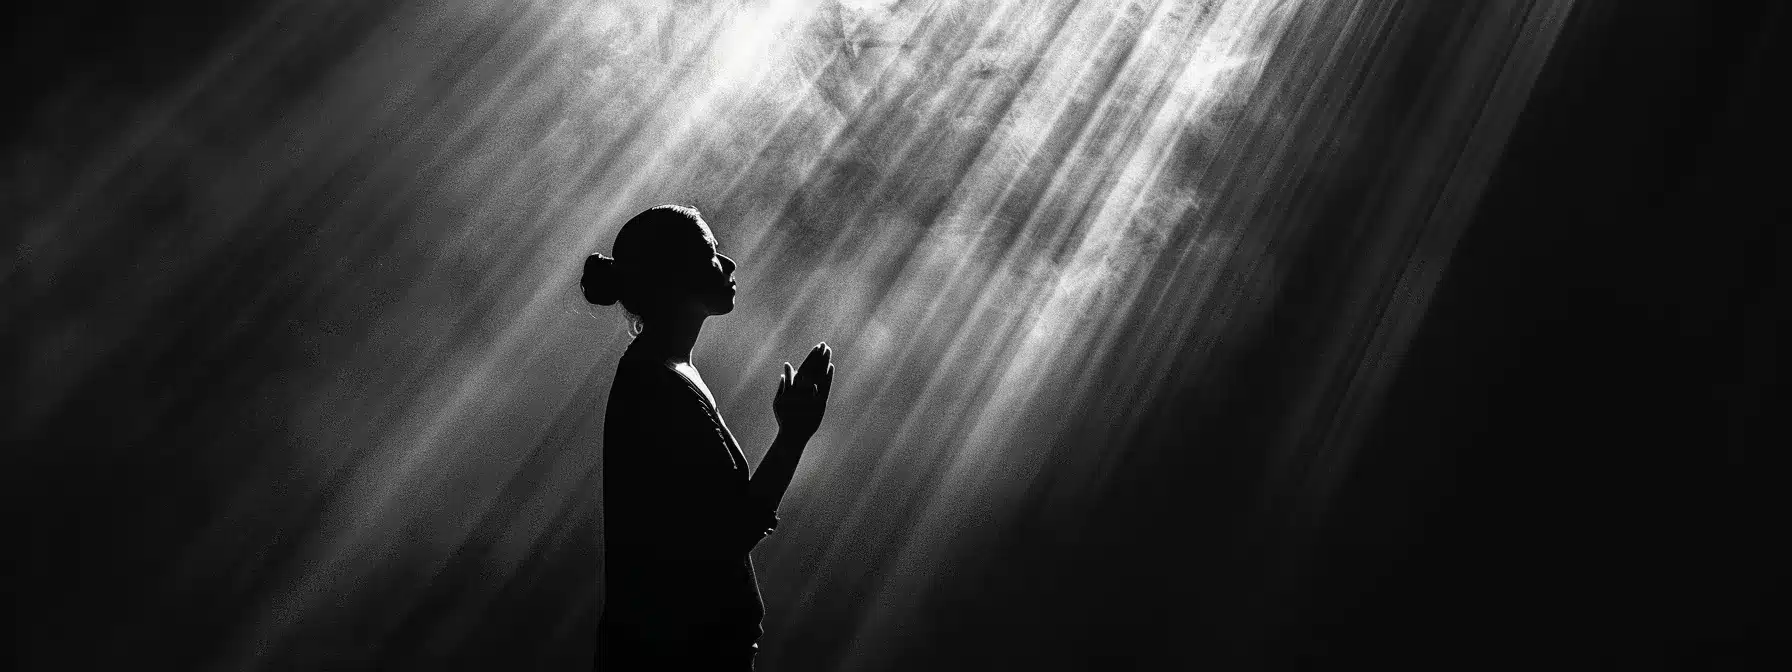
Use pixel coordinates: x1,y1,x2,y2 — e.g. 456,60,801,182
681,217,738,317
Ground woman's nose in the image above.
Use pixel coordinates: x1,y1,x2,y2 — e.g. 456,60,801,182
719,253,737,274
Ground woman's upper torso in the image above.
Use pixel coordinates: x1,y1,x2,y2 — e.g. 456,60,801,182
600,340,777,646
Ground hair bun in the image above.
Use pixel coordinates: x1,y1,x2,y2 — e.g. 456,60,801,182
581,253,621,306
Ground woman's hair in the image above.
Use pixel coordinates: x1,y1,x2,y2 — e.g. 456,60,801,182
582,204,707,331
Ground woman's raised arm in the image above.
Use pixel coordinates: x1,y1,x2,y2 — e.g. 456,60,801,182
748,342,833,516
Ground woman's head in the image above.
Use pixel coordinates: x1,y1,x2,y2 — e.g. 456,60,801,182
582,205,737,330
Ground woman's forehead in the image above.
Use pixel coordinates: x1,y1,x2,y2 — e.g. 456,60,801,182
691,217,718,248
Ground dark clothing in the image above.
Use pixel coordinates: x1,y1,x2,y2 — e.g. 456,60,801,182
598,342,778,669
597,631,759,670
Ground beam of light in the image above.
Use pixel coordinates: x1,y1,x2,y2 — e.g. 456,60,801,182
6,0,1574,669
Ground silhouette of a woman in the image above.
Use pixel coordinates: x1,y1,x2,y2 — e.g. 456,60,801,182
582,205,833,670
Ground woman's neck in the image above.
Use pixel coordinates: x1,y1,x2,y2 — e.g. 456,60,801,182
634,312,705,366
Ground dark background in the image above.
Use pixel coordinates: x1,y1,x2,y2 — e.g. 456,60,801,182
890,3,1787,668
9,0,1783,669
1291,1,1785,666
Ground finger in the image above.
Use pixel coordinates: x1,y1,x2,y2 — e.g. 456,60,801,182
820,363,833,397
801,343,825,376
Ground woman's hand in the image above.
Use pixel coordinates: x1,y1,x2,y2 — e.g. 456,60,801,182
750,343,834,515
773,342,833,439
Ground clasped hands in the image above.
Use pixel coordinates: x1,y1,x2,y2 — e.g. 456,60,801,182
773,342,833,439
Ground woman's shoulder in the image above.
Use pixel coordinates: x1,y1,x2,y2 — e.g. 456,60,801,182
605,354,719,451
612,352,674,393
610,351,706,414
